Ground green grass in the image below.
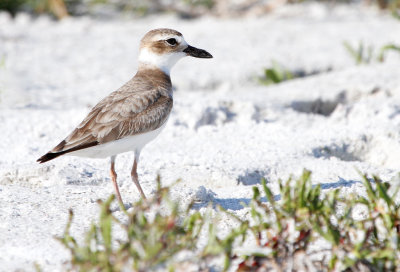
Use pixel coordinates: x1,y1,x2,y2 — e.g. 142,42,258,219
258,61,330,86
238,171,400,270
57,177,245,271
259,61,296,86
57,171,400,271
343,41,374,65
344,41,400,65
378,44,400,62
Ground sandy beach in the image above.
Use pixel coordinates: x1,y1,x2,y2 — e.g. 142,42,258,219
1,4,400,270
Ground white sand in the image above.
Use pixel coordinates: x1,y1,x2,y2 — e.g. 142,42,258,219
1,3,400,270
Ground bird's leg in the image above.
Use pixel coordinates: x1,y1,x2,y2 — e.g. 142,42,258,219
110,155,124,204
131,150,146,199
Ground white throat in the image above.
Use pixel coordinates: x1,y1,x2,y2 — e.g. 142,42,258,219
138,48,186,75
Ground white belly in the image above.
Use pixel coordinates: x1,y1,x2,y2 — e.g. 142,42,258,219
68,123,166,158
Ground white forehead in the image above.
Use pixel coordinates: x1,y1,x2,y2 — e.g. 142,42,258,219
151,33,185,44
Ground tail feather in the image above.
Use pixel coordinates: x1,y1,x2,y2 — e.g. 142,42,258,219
37,152,64,163
37,141,99,163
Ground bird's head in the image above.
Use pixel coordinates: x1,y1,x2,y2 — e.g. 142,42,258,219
138,28,213,75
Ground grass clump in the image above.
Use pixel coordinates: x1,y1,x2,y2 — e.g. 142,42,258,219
58,171,400,271
378,44,400,62
343,41,374,65
259,61,296,86
237,171,400,271
344,41,400,65
57,177,244,271
258,61,329,86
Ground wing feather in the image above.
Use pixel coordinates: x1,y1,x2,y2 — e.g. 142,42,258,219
51,77,172,153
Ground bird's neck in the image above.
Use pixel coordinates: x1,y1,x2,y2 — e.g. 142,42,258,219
137,62,170,77
135,66,172,91
138,48,185,76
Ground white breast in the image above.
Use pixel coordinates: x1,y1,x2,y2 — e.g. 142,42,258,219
68,123,167,158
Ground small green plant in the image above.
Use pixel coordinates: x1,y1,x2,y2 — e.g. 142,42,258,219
378,44,400,62
343,41,374,65
57,171,400,271
236,170,400,271
344,41,400,64
258,61,329,86
57,177,244,271
259,61,295,86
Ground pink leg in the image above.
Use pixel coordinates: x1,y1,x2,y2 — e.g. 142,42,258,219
131,151,146,199
110,156,123,204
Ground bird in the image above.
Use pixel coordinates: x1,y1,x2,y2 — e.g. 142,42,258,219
37,28,213,204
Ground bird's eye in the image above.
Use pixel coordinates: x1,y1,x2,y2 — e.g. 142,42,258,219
166,38,177,46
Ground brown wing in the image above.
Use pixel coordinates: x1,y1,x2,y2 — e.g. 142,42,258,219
37,78,172,163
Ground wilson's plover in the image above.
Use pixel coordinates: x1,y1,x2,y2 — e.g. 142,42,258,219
37,28,212,204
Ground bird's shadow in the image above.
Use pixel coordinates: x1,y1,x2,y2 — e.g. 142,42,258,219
110,202,134,212
192,176,362,211
319,176,362,190
237,170,269,186
191,196,280,211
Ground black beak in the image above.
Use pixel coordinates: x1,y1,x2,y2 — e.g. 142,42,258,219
183,45,213,58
